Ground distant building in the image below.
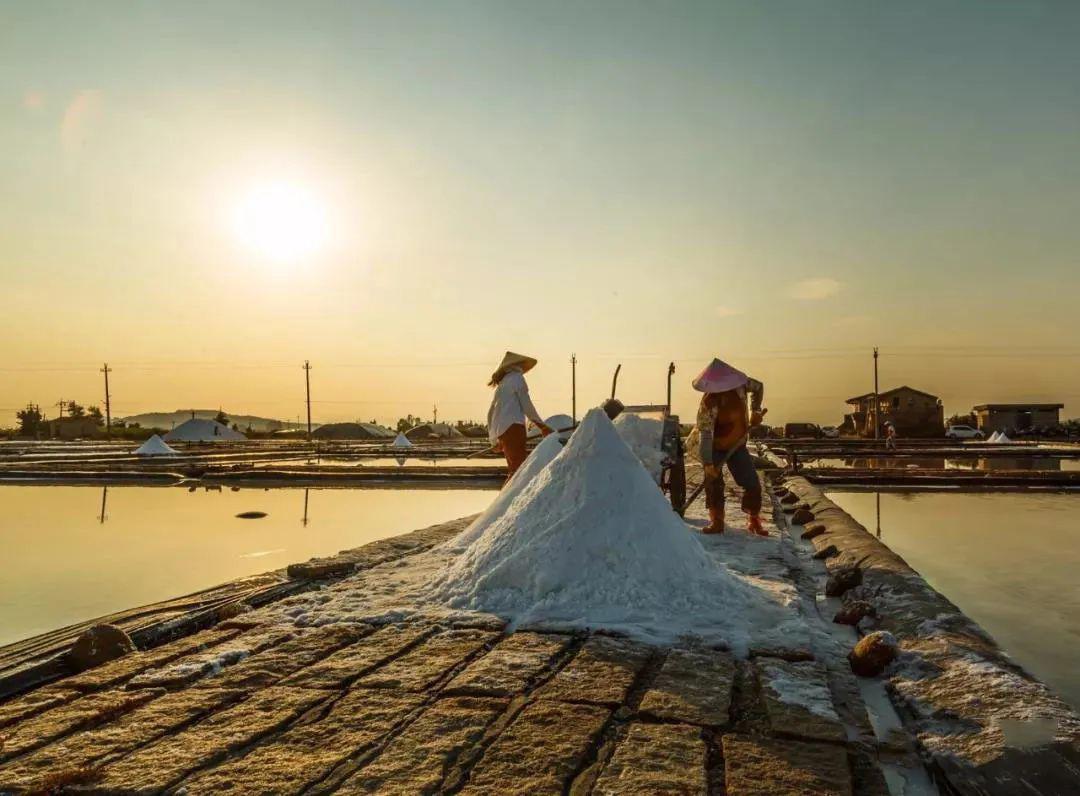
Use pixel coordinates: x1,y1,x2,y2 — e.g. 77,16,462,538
973,403,1064,433
843,386,944,438
312,422,395,440
46,416,102,440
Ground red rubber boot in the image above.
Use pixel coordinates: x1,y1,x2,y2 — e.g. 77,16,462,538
703,506,725,535
747,514,768,537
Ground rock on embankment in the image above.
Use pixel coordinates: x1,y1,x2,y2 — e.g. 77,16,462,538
779,475,1080,796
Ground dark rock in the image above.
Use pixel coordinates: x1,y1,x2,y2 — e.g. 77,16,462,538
825,566,863,597
833,601,876,626
68,624,136,672
801,524,827,540
848,631,898,677
812,544,839,560
791,508,815,525
780,492,799,505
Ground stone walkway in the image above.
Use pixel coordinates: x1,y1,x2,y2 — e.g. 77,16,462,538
0,481,931,794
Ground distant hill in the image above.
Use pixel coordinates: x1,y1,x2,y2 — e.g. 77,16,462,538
119,409,307,433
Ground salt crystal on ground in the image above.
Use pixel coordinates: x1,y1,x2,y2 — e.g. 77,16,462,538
613,412,665,482
424,407,796,651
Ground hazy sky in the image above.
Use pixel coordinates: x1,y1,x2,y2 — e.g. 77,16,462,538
3,1,1079,426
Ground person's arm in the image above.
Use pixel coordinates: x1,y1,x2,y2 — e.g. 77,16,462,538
515,375,549,432
697,400,716,473
747,378,766,426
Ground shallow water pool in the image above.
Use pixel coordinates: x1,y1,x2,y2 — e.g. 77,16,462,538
828,490,1080,709
0,485,494,647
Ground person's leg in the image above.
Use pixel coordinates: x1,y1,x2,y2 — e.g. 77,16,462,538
703,454,726,534
498,423,528,481
727,446,766,535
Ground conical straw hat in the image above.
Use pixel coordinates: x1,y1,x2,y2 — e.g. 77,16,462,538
491,351,537,383
691,358,749,393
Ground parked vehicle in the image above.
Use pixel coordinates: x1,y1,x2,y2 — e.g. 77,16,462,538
784,422,822,439
945,424,984,440
820,425,840,438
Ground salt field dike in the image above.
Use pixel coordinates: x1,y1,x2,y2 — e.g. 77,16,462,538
2,409,1079,795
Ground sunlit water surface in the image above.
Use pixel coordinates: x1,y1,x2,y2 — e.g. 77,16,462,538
828,490,1080,709
1,485,494,647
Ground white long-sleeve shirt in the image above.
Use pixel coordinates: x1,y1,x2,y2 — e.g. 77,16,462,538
487,369,543,442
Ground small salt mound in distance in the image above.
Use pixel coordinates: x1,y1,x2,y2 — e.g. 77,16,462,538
134,434,178,457
426,407,790,651
613,413,665,482
997,432,1012,443
447,433,565,551
392,432,413,448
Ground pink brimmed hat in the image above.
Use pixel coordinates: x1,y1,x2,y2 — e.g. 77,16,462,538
691,358,749,393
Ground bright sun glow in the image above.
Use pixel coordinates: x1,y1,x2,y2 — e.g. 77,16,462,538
232,181,328,262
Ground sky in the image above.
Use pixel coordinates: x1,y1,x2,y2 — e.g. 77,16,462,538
2,0,1079,427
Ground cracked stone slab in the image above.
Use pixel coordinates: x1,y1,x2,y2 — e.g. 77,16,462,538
0,687,162,763
593,722,707,795
639,648,735,727
444,633,571,697
179,688,425,795
193,624,370,690
757,659,845,742
537,635,653,706
283,624,434,689
125,626,297,690
461,700,611,794
50,627,243,693
337,696,506,793
84,686,332,794
357,629,499,692
723,734,852,796
0,687,247,792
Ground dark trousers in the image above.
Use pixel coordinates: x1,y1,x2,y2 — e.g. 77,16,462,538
498,423,528,480
705,444,762,514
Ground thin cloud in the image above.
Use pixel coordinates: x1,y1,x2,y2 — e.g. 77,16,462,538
788,277,842,301
60,90,104,154
715,305,743,318
833,314,872,327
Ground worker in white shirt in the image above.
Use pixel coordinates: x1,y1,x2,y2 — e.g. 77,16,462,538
486,351,552,478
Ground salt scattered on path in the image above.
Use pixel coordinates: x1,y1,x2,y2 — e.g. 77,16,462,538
424,408,798,651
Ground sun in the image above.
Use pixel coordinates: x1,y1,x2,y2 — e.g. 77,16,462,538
232,181,328,262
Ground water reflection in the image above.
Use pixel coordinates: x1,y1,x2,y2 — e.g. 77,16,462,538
1,485,494,647
829,490,1080,710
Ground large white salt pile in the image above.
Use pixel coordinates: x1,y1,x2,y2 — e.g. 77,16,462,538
392,432,412,448
446,433,565,551
425,407,792,650
613,412,665,482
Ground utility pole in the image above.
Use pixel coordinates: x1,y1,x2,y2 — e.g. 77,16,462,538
101,363,112,438
433,404,438,425
872,347,880,440
55,399,66,419
571,354,577,425
667,361,676,414
302,361,313,442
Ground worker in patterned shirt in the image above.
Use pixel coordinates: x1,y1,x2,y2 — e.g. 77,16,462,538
691,358,767,536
